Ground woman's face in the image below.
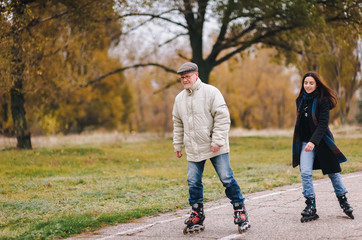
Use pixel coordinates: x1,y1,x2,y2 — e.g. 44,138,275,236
303,76,317,94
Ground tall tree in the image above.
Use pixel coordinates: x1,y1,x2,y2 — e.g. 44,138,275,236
277,23,361,124
5,1,34,148
0,0,123,148
102,0,360,84
357,99,362,124
319,26,361,124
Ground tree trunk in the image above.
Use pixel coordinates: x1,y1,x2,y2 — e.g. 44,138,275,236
185,0,212,84
10,81,32,149
162,89,171,133
136,82,146,132
10,3,32,149
0,94,8,134
196,61,212,84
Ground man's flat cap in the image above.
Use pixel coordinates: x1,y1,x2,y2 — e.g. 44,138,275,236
177,62,198,75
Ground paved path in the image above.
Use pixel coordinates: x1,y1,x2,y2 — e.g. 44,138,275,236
68,172,362,240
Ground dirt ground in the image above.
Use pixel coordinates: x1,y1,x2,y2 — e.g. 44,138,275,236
1,125,361,149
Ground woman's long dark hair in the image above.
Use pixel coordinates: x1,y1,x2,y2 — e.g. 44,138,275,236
296,71,337,109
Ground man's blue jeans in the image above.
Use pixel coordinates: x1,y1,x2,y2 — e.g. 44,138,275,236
300,142,348,198
187,153,244,205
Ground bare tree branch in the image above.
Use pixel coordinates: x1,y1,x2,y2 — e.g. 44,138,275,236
12,0,99,34
177,52,190,61
224,19,261,46
80,63,178,88
122,16,155,35
153,78,180,94
119,10,187,29
206,0,233,64
182,0,196,28
158,33,188,47
261,40,305,55
208,19,259,63
213,44,250,67
213,25,296,66
13,10,69,34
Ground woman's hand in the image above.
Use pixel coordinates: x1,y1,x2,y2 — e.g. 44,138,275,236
304,142,315,152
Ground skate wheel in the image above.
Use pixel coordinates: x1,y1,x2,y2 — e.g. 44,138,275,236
301,214,319,223
237,223,250,234
183,224,204,234
183,226,188,235
238,226,247,234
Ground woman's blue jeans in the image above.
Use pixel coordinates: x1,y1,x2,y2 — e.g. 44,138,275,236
187,153,244,205
300,142,348,198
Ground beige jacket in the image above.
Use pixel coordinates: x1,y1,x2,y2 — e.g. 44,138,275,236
172,78,230,162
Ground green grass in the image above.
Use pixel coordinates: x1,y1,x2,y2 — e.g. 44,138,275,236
0,137,361,239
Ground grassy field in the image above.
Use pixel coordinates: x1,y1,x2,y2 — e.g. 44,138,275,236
0,136,361,239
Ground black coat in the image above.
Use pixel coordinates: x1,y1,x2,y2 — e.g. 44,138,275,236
298,97,342,174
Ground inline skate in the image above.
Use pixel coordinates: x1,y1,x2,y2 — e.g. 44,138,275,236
183,203,205,235
301,197,319,222
337,194,354,219
233,203,250,233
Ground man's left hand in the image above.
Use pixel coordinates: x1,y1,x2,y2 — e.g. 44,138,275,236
211,146,220,152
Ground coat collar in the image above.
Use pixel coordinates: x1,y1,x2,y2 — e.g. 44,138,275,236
186,78,202,95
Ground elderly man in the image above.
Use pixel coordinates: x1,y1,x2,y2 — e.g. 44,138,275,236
172,62,250,234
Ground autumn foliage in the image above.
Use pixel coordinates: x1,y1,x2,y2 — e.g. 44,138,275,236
0,0,360,146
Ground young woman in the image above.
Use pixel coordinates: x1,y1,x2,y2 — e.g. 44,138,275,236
292,71,354,222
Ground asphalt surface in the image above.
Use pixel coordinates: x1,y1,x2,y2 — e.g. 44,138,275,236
67,172,362,240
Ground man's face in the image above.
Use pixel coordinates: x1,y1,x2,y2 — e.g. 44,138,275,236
180,72,198,89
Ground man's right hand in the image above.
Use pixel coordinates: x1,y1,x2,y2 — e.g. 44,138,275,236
175,151,182,158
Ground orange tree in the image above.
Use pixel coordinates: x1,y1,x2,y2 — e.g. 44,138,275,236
0,0,124,148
